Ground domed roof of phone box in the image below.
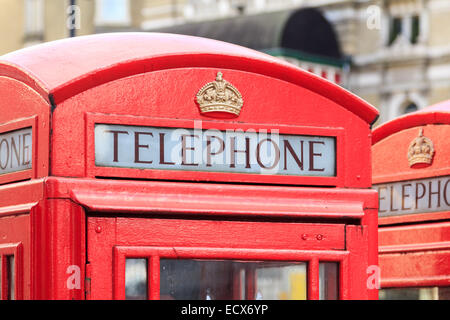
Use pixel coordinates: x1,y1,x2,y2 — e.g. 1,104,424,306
0,32,377,124
373,100,450,145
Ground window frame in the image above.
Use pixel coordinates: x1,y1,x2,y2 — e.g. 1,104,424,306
388,16,403,46
0,242,23,300
0,116,37,185
113,246,348,300
386,13,423,47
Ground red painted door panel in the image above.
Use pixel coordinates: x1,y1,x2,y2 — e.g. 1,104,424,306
87,216,360,300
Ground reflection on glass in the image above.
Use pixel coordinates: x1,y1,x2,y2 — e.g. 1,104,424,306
319,262,338,300
125,258,147,300
239,269,245,300
380,287,450,300
160,259,307,300
7,256,15,300
255,263,307,300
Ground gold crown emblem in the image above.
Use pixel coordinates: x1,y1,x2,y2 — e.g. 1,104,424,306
407,129,434,167
196,72,243,117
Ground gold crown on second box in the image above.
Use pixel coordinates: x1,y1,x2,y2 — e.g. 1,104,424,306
407,128,435,167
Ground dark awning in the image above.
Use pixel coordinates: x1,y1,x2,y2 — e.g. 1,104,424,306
154,8,343,61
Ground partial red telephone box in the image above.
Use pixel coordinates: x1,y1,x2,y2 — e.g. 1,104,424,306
372,100,450,299
0,33,378,300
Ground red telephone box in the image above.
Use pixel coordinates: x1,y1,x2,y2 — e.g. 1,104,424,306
0,33,378,300
372,100,450,299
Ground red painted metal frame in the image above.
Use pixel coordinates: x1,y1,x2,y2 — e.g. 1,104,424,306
31,198,86,300
381,276,450,288
0,75,51,185
0,116,37,185
44,176,376,300
379,250,450,288
378,220,450,253
0,242,23,300
378,222,450,288
0,179,43,217
0,180,42,299
85,112,345,186
47,177,375,220
0,176,377,300
86,204,375,300
378,211,450,226
113,246,349,300
0,202,36,218
379,242,450,254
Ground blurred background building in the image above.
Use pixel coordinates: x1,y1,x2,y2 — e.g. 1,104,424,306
1,0,449,126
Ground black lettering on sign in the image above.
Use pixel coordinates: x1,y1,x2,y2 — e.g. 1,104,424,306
374,177,450,217
94,124,336,177
0,128,33,175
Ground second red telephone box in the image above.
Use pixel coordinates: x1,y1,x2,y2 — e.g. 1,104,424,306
373,100,450,300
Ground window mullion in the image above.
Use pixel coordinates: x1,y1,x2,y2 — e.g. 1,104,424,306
308,257,320,300
149,256,160,300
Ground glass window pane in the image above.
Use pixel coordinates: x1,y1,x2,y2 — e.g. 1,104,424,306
389,17,403,45
411,15,420,44
380,287,450,300
439,287,450,300
125,258,148,300
7,256,14,300
404,102,418,114
255,262,307,300
160,259,306,300
319,262,339,300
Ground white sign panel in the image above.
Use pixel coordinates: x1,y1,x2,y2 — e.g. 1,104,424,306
0,127,32,175
95,124,336,176
374,176,450,217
